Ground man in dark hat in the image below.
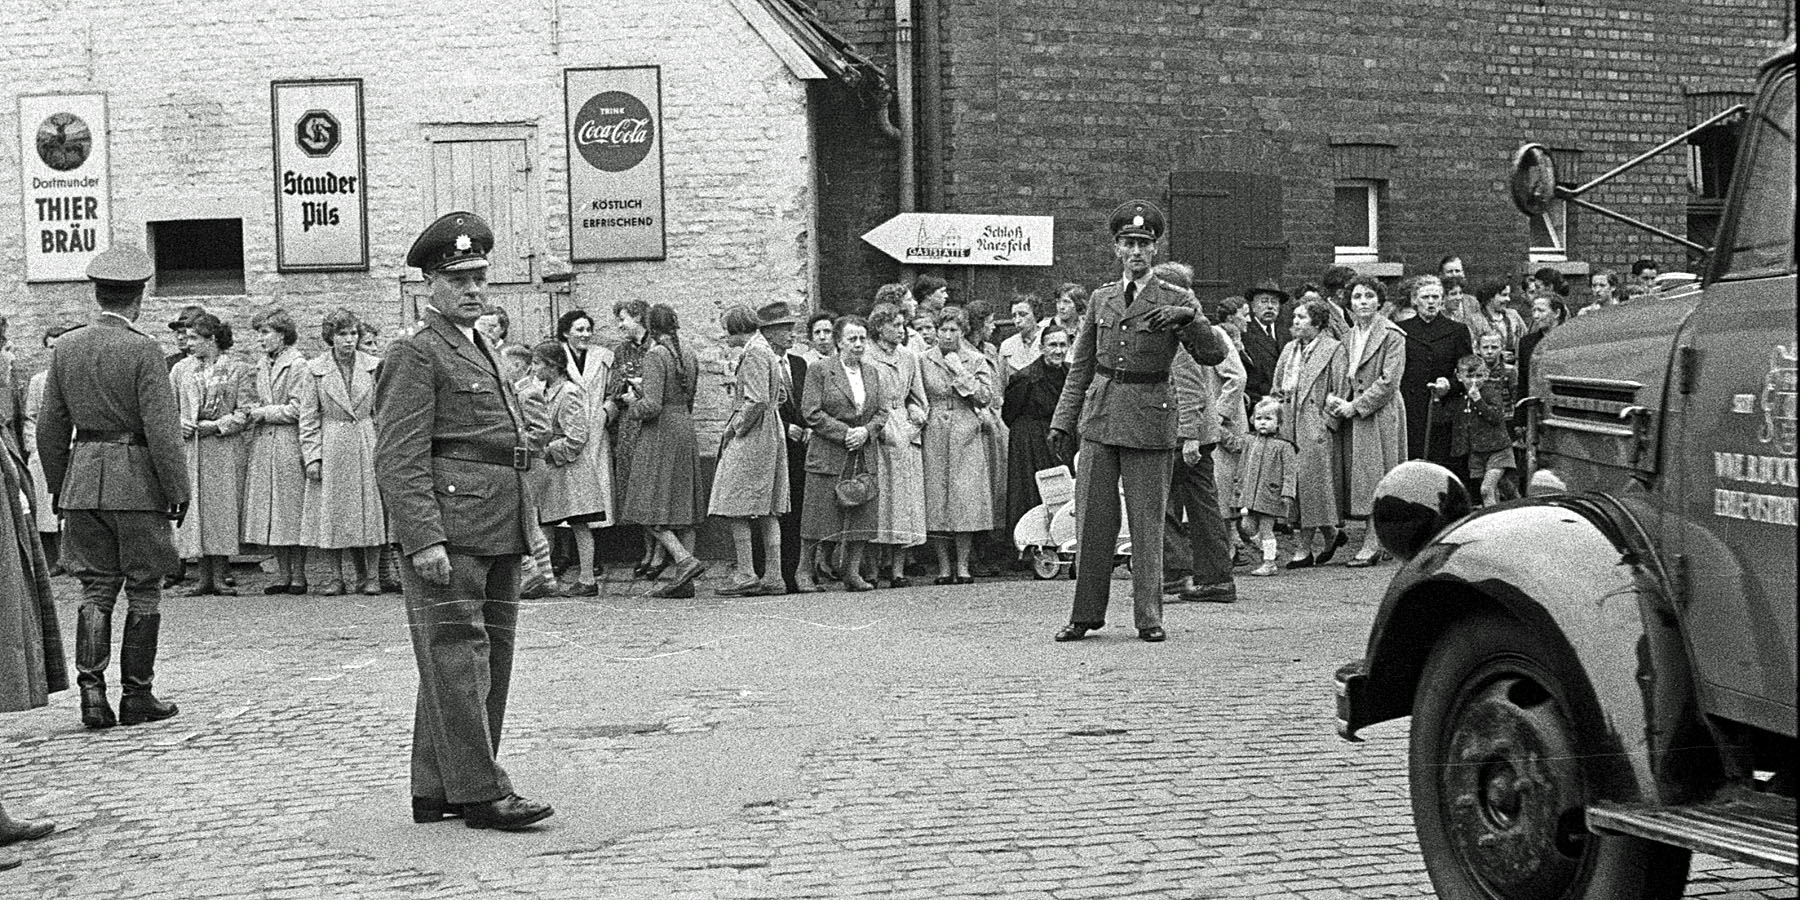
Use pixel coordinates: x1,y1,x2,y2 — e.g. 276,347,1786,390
1238,278,1291,406
165,304,208,371
374,211,552,831
1047,200,1226,643
36,242,189,730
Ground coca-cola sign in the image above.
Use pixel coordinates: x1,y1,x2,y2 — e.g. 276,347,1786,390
573,90,654,173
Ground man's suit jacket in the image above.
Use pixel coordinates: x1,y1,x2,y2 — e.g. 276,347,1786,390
1051,276,1226,450
1240,316,1291,405
374,309,533,557
801,357,886,476
37,314,188,511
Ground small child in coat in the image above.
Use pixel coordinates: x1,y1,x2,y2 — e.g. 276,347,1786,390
1234,396,1299,577
1447,351,1515,507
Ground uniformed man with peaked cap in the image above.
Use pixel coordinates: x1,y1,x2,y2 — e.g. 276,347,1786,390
375,211,552,831
1047,200,1227,643
36,242,189,729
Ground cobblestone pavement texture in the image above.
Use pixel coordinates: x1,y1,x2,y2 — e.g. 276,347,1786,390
3,542,1793,899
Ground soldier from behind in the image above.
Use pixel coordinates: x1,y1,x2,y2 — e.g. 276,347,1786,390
1047,201,1227,643
36,243,189,729
375,211,551,832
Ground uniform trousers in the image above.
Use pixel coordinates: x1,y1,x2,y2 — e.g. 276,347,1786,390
402,550,520,805
64,509,177,615
1161,445,1234,588
1071,440,1172,630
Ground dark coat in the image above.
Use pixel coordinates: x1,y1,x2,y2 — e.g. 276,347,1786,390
37,313,188,511
1002,357,1070,528
1240,315,1291,405
1051,276,1227,450
1399,314,1472,462
802,357,886,476
374,310,533,557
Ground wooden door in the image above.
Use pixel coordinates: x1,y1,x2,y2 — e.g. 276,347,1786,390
428,138,533,284
1168,171,1287,308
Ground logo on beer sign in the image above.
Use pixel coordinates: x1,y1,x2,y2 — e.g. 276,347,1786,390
573,91,654,173
295,110,340,158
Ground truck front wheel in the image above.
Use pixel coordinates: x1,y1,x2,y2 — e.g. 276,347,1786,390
1409,613,1690,900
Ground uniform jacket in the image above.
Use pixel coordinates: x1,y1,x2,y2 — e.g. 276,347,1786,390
802,356,886,477
1052,276,1227,450
374,310,532,557
36,313,188,511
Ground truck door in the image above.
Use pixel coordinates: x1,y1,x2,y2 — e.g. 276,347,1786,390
1670,64,1796,738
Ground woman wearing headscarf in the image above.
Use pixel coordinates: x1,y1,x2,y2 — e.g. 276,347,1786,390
1001,323,1072,532
708,302,795,597
1271,298,1343,569
170,313,253,595
298,308,386,595
1330,276,1409,567
1398,274,1472,468
863,302,929,585
241,307,310,594
623,303,707,597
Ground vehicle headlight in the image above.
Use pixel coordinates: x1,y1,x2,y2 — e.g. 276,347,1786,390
1370,461,1472,561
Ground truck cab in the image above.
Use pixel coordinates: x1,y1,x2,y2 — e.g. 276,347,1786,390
1334,41,1795,900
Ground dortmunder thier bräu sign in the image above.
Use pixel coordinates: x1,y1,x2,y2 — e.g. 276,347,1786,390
271,79,369,272
565,66,666,262
19,93,111,282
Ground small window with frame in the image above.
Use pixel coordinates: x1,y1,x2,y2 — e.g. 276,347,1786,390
1528,201,1568,263
1333,179,1380,264
150,218,246,297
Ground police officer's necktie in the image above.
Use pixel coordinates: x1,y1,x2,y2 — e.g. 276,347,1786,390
1125,282,1138,305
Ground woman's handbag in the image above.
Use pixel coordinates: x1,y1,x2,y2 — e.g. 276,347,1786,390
835,448,878,509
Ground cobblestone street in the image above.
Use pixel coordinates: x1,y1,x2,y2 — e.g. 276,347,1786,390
4,558,1793,899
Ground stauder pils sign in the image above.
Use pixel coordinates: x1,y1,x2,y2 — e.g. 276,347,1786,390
19,93,111,282
271,79,368,271
565,66,665,262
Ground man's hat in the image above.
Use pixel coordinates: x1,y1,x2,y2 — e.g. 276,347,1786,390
1108,200,1166,241
87,242,153,287
406,211,494,273
1244,278,1290,304
755,301,799,327
168,304,209,331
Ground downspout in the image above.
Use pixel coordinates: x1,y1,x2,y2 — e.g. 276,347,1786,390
891,0,917,215
916,0,943,213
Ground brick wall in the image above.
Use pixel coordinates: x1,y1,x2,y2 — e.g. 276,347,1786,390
2,0,819,449
811,0,1789,309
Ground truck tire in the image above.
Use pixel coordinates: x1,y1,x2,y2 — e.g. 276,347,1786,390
1408,613,1690,900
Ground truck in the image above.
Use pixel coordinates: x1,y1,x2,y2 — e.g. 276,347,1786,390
1333,39,1795,900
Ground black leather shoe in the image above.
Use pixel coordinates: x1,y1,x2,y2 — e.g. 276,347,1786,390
1054,622,1099,642
1138,626,1167,642
411,797,462,823
1316,529,1350,565
1285,554,1315,570
0,817,54,847
462,794,553,831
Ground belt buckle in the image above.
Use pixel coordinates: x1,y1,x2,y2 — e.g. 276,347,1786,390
512,447,530,471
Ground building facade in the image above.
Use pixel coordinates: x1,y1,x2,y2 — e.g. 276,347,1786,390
814,0,1793,309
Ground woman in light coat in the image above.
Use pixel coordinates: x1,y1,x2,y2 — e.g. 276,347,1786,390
525,341,608,595
241,307,310,594
170,314,252,595
23,326,72,572
557,308,618,538
1331,276,1410,566
918,306,996,584
864,302,929,585
298,309,386,596
708,302,795,596
1270,298,1343,569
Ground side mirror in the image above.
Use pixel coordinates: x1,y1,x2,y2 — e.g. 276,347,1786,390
1509,143,1559,217
1370,461,1472,562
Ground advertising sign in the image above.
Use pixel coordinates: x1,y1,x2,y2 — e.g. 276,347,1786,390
18,93,111,282
862,213,1055,267
272,79,369,271
564,66,665,262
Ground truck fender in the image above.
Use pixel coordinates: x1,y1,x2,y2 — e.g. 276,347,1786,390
1357,496,1718,806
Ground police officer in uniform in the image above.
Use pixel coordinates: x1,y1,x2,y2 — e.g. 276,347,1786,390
1048,201,1226,642
37,243,189,729
375,211,552,831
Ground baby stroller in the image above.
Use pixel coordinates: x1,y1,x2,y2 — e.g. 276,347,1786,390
1011,459,1132,580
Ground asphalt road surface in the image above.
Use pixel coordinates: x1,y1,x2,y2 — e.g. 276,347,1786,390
4,554,1792,899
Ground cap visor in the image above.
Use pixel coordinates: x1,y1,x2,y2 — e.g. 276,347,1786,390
437,258,491,272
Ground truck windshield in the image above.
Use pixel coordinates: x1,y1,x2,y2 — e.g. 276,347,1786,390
1721,70,1795,279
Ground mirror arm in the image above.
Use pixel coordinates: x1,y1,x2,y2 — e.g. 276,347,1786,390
1558,194,1711,253
1563,104,1749,198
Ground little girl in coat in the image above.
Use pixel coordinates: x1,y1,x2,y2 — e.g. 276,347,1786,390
1234,396,1299,577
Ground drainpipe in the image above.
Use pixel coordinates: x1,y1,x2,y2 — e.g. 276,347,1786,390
916,0,943,213
892,0,917,215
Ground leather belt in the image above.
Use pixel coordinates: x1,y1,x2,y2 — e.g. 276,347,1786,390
431,439,532,471
1095,365,1168,385
74,429,147,446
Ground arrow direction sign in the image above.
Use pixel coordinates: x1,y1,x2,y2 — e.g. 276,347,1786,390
862,212,1054,267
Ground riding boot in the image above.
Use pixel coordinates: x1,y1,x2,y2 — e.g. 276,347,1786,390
75,606,116,729
117,612,178,725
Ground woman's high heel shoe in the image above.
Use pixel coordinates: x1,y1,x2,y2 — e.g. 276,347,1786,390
1316,530,1350,566
1285,554,1316,570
